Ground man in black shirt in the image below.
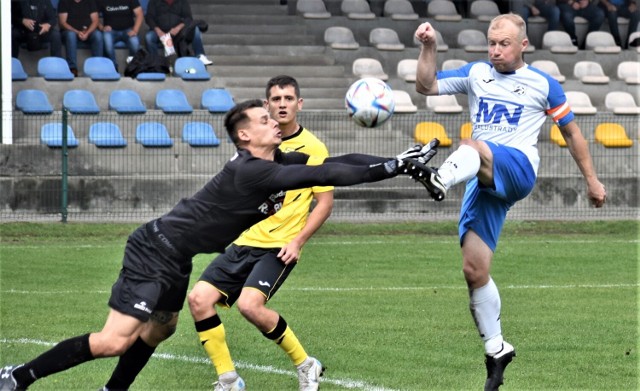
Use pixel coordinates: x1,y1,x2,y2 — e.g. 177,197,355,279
98,0,144,71
11,0,62,58
57,0,103,75
0,99,438,390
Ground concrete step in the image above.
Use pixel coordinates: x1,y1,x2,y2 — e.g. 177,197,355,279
191,4,286,15
213,65,346,78
210,54,335,66
228,87,346,99
208,45,329,56
198,14,295,25
208,24,306,35
190,0,284,4
222,76,348,88
202,33,318,46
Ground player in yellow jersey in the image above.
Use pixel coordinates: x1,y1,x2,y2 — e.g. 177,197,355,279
188,75,333,391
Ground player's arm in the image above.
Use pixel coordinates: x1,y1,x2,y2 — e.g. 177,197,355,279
415,22,440,96
558,121,607,207
278,190,334,265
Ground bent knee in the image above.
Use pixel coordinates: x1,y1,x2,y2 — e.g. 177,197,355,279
188,288,215,317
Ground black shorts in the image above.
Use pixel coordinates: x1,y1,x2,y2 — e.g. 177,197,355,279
198,244,295,307
108,223,193,322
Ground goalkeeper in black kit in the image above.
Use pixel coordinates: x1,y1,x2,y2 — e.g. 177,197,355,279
0,99,439,391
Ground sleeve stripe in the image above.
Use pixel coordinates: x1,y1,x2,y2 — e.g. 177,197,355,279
547,102,571,122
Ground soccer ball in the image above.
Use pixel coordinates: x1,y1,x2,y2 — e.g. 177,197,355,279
345,78,395,128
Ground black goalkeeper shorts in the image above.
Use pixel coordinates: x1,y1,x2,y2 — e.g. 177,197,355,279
198,244,295,307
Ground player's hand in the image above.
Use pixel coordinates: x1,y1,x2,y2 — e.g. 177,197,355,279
415,22,437,46
277,241,301,265
587,179,607,208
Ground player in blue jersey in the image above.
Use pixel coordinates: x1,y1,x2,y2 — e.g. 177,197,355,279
412,14,606,391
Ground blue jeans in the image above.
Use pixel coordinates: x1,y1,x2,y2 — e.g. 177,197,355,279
62,29,104,69
558,2,605,44
599,2,640,47
521,0,561,30
104,29,141,70
144,27,205,57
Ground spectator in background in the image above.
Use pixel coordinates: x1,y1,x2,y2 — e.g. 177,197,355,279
98,0,144,71
144,0,212,65
11,0,62,59
520,0,561,31
597,0,639,48
58,0,103,76
557,0,605,47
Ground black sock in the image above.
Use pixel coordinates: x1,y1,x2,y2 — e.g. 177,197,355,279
13,334,94,388
104,337,156,390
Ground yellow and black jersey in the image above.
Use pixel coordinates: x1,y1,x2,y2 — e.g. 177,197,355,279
234,126,333,249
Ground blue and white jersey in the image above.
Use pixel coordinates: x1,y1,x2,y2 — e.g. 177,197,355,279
436,61,574,174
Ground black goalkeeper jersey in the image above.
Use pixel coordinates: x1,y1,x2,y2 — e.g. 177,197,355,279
154,148,393,258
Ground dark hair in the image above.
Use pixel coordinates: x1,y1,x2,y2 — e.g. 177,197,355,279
265,75,300,99
224,99,264,146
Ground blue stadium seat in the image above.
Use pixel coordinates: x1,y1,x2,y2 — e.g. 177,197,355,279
174,57,210,80
136,72,166,81
201,89,235,113
37,56,74,80
89,122,127,147
83,57,120,81
136,122,173,147
12,58,28,81
109,90,146,114
155,89,193,113
182,122,220,147
63,90,100,114
41,123,79,147
16,90,54,114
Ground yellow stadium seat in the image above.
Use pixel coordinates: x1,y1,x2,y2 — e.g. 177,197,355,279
594,123,633,147
414,122,453,146
460,122,472,140
550,124,567,147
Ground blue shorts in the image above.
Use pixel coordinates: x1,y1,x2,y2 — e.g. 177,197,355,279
458,142,536,251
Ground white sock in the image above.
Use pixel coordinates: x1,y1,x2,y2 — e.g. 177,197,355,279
437,144,481,189
469,278,503,355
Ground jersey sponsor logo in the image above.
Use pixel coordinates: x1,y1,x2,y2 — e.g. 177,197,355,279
258,190,285,216
258,280,271,287
134,301,152,314
512,84,526,95
474,97,523,133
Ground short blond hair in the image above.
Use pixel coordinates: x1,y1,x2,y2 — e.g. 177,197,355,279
488,13,528,41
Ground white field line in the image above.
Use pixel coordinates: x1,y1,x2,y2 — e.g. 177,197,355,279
2,282,637,296
0,338,398,391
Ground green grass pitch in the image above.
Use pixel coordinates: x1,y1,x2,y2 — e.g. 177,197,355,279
0,221,637,390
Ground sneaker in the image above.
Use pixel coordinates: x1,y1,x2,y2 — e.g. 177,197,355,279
404,159,447,201
297,357,325,391
484,342,516,391
0,365,24,391
213,376,245,391
70,68,78,77
198,54,213,66
126,56,133,64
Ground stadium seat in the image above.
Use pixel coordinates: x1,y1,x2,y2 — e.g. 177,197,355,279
296,0,331,18
457,29,487,52
109,90,147,114
397,59,417,82
201,88,235,113
392,90,418,113
383,0,419,20
136,122,174,147
460,122,472,140
37,56,74,80
573,61,610,84
565,91,597,115
182,122,221,147
414,122,453,147
469,0,500,21
12,58,28,81
136,72,166,81
63,90,100,114
427,0,462,21
89,122,127,147
324,26,360,50
594,123,633,147
174,56,211,81
442,59,468,70
426,95,463,113
40,123,79,147
352,58,388,80
530,60,566,83
340,0,375,19
542,31,578,54
369,28,405,51
584,31,621,54
550,124,567,147
83,57,120,81
413,30,449,52
604,91,640,115
616,61,640,84
155,89,193,113
16,89,54,114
